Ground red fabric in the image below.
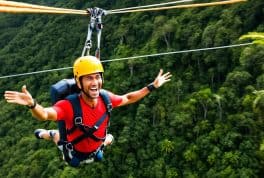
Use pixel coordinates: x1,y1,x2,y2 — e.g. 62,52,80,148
53,91,122,153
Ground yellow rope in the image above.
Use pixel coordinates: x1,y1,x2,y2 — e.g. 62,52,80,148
0,0,247,15
0,0,87,15
108,0,247,14
0,6,87,15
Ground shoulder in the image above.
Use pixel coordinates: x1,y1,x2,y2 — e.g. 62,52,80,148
100,89,123,108
54,99,72,108
53,99,74,120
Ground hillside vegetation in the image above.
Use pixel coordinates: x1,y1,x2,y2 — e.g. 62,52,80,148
0,0,264,177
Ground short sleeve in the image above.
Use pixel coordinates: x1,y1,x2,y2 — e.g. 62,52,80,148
52,99,73,121
107,91,123,108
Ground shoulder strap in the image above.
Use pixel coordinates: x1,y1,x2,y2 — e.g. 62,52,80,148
57,93,81,142
66,93,82,120
62,91,113,146
99,89,112,115
66,90,112,119
66,94,82,134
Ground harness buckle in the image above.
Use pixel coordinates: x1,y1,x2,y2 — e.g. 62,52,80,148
66,143,74,151
107,103,112,113
74,117,83,125
81,158,94,164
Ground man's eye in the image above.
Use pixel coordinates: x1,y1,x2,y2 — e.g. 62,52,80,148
84,77,93,81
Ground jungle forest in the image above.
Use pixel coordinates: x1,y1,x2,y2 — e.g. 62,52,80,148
0,0,264,177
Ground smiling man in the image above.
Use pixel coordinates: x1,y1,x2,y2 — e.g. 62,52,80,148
4,55,172,167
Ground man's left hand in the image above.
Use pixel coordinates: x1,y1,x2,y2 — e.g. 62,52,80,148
153,69,172,88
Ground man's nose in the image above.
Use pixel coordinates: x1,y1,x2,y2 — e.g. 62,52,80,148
91,78,99,85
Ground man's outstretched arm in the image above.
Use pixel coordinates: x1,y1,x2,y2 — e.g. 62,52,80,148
118,69,172,107
4,85,57,121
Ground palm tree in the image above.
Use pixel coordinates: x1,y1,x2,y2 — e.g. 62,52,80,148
160,139,175,154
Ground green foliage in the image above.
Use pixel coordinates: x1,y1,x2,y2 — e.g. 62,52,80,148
239,32,264,45
0,0,264,177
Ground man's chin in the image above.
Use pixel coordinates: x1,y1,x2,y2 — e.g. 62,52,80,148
89,92,100,99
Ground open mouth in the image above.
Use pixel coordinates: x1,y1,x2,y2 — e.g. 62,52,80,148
90,87,99,93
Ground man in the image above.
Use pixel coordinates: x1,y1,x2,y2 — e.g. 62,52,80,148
4,55,172,166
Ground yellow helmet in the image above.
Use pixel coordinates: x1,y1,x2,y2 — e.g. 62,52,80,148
73,56,104,81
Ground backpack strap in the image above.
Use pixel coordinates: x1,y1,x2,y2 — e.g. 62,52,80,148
100,89,112,116
67,94,82,125
66,91,112,145
65,94,82,134
56,91,112,167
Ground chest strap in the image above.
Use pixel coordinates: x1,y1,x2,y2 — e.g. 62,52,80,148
57,90,112,167
66,90,112,145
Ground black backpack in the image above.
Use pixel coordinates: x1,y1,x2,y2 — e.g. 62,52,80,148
50,78,112,167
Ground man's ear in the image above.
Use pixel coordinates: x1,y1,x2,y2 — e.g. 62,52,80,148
75,77,82,89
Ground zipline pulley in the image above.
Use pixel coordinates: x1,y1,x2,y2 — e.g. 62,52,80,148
82,7,107,59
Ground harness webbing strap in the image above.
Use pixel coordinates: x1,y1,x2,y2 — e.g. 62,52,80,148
71,118,107,145
57,90,112,166
58,120,67,141
66,94,82,122
100,89,112,115
65,90,112,145
65,94,82,134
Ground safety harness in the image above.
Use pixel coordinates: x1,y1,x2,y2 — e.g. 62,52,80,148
49,7,108,167
51,79,112,167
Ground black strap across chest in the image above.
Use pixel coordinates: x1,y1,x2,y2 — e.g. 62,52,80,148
65,89,112,146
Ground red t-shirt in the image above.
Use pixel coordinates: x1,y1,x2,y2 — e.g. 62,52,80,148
53,91,122,153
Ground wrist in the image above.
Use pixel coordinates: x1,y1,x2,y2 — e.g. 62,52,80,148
147,83,156,92
28,98,37,109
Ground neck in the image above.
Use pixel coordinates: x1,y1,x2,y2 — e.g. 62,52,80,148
81,92,98,108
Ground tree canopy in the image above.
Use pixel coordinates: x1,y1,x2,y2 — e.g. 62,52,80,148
0,0,264,177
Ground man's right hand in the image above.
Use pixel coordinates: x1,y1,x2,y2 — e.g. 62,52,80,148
4,85,34,107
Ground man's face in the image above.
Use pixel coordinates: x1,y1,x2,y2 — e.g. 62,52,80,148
80,73,103,99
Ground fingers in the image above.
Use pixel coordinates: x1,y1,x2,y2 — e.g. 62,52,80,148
163,78,171,84
163,72,172,80
157,69,172,79
4,85,32,106
156,70,172,87
22,85,29,95
159,71,172,80
4,92,19,104
5,99,18,104
22,85,26,92
163,72,171,77
157,69,163,77
4,91,18,99
4,92,16,103
4,90,28,106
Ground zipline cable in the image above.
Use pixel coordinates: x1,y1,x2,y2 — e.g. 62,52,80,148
0,0,87,13
0,42,253,79
108,0,247,14
0,0,87,15
0,6,87,15
0,0,246,15
108,0,193,12
102,42,253,62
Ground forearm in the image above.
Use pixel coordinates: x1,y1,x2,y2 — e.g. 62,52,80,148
126,87,150,103
29,100,56,121
120,85,153,106
30,104,48,121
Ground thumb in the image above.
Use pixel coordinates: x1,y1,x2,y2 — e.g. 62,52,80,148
22,85,29,95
